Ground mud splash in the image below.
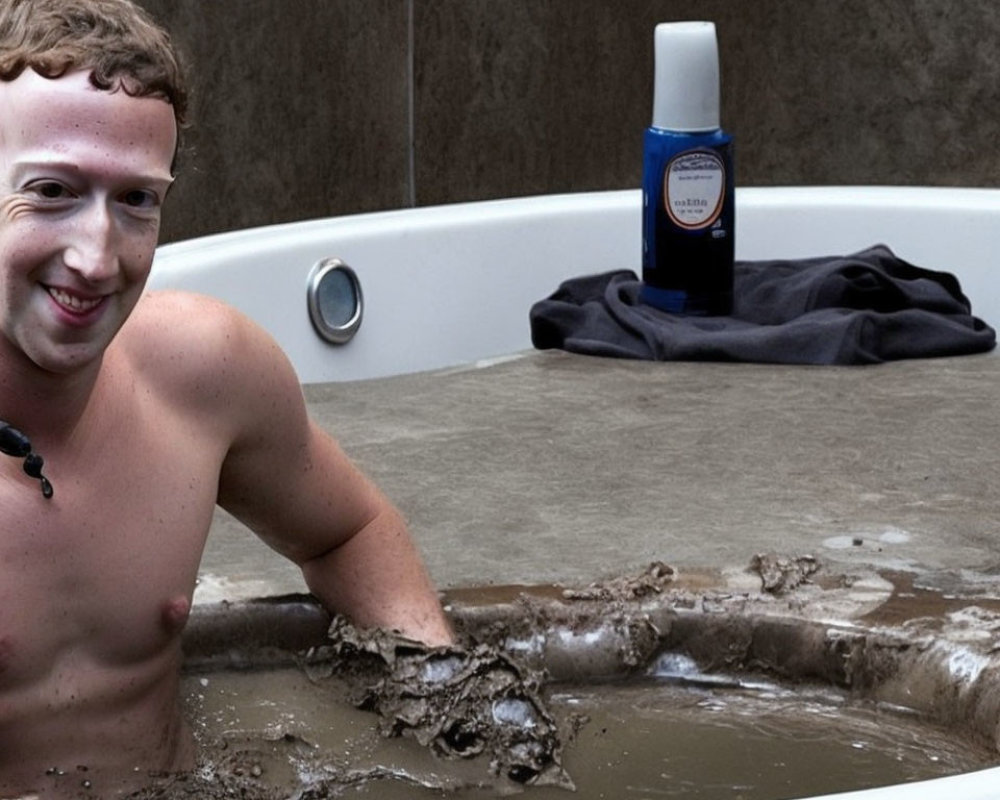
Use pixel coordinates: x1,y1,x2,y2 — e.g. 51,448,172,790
749,553,819,595
301,617,574,788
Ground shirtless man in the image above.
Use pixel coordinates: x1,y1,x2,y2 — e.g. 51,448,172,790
0,1,453,797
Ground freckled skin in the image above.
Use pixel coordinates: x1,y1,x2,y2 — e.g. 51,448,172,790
0,70,452,799
0,72,217,797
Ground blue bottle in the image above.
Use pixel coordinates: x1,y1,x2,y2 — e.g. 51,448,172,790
640,22,735,316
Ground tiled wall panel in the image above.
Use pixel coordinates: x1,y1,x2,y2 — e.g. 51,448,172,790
138,0,410,242
137,0,1000,242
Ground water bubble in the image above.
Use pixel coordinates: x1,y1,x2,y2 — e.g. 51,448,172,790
649,652,700,678
420,655,462,683
492,697,538,728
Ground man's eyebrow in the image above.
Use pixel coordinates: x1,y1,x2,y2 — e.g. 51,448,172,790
12,159,175,188
11,159,80,178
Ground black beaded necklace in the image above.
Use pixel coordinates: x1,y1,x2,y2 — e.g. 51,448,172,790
0,420,54,499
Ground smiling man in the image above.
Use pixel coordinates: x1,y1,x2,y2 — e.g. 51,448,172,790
0,2,452,797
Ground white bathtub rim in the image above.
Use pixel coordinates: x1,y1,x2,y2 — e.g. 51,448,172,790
800,763,1000,800
154,189,641,266
157,185,1000,259
152,185,1000,383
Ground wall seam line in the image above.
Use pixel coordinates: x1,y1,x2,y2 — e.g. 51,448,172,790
406,0,416,208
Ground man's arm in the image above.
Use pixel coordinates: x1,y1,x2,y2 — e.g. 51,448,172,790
294,457,454,646
201,297,453,646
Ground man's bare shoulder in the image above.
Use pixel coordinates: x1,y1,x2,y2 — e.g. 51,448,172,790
117,289,295,412
128,288,236,336
121,289,243,375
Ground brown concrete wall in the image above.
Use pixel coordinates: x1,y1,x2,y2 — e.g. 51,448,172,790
136,1,1000,243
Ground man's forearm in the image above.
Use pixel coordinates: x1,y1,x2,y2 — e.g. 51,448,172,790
299,505,454,647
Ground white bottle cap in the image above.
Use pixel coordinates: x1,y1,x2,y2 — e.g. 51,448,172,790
651,21,721,132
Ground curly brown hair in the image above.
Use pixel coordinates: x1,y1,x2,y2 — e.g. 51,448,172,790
0,0,188,126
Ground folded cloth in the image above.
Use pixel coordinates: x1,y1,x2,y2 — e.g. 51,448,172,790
529,245,996,365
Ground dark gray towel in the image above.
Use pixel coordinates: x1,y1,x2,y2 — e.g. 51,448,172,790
529,245,996,365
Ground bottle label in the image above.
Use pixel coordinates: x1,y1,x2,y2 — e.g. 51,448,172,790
663,150,726,230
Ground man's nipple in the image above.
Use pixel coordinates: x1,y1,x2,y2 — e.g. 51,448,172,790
160,595,191,635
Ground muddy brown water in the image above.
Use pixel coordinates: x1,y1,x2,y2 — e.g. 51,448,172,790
176,667,990,799
135,564,1000,799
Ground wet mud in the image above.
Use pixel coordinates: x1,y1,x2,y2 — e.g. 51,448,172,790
301,616,574,788
748,553,819,595
129,557,1000,798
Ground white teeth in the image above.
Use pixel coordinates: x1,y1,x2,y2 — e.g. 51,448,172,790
48,287,102,313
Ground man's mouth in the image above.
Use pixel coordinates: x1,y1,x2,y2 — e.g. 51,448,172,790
47,286,104,314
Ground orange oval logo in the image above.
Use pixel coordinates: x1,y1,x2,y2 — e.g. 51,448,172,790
663,150,726,230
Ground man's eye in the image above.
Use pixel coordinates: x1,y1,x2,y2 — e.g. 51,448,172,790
122,189,159,209
31,182,72,200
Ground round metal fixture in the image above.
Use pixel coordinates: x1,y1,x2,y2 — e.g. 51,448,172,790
306,258,363,344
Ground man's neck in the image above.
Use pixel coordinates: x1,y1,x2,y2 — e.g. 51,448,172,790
0,343,106,449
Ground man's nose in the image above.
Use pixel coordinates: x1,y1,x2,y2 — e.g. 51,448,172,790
62,201,120,281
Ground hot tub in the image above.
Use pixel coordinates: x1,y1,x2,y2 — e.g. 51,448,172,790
150,187,1000,799
150,186,1000,384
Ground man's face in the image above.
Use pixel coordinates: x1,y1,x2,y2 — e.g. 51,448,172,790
0,69,177,375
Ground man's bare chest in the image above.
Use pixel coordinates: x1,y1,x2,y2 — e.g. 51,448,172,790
0,414,225,692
